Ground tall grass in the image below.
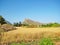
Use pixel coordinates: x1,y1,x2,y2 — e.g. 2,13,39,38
10,38,54,45
0,27,60,45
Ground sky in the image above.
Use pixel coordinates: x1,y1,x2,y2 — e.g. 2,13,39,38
0,0,60,23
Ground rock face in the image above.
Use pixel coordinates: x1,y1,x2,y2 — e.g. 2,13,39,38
1,24,16,31
22,18,43,27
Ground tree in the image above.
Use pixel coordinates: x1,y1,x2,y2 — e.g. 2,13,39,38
51,23,60,27
13,22,19,27
19,22,22,26
0,15,7,25
13,22,22,27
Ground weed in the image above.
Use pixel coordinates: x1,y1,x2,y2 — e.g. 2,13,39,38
39,38,54,45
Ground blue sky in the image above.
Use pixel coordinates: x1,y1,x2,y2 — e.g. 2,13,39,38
0,0,60,23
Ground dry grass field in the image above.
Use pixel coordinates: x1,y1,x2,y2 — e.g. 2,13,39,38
1,27,60,45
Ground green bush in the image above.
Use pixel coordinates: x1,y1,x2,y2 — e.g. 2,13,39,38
39,38,54,45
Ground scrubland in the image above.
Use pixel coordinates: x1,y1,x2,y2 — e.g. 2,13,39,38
0,27,60,45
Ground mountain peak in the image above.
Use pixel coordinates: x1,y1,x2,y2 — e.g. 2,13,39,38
23,18,43,25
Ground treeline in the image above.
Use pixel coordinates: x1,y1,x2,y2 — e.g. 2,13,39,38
0,15,60,28
12,22,60,28
41,23,60,27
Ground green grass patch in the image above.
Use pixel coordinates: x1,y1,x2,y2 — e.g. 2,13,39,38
39,38,54,45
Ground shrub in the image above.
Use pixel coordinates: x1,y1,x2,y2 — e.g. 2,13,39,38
1,24,16,31
39,38,54,45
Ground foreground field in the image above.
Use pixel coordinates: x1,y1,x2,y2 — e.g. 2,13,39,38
1,27,60,45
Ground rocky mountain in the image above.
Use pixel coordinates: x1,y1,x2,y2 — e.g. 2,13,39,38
22,18,43,25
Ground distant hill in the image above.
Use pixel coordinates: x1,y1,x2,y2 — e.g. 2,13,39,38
22,18,43,26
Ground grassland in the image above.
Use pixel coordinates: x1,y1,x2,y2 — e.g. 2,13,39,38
1,27,60,45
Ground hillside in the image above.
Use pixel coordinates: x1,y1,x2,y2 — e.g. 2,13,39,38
22,18,43,25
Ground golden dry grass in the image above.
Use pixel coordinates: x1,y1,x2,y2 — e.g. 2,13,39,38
1,27,60,45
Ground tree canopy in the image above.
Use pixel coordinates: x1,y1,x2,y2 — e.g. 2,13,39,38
0,15,7,25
